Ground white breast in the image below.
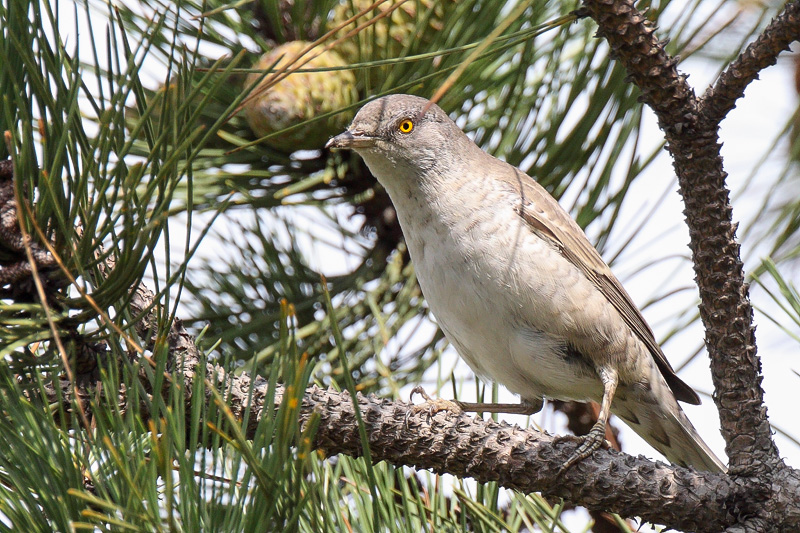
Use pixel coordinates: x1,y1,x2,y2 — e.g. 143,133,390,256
374,167,605,403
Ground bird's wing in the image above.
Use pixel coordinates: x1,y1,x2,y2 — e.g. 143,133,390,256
506,167,701,405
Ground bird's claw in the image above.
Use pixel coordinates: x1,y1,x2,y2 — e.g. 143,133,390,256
557,426,612,475
409,385,433,404
405,386,463,427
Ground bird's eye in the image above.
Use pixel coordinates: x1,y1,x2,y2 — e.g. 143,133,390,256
398,119,414,134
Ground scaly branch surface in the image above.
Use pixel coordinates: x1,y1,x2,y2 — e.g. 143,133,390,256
701,2,800,124
581,0,800,475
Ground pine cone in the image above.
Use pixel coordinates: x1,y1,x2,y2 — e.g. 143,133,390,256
244,41,357,152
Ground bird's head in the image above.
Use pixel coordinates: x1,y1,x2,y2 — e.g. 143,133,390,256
326,94,468,176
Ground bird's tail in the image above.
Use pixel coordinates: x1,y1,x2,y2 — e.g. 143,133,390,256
612,369,727,473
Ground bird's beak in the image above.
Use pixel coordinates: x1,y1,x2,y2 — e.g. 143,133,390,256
325,130,376,150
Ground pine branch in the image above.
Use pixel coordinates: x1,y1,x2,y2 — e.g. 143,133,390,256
580,0,799,478
285,385,741,532
0,161,56,286
701,2,800,125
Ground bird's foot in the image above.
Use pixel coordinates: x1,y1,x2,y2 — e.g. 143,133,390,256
557,422,612,474
457,397,543,416
406,386,463,425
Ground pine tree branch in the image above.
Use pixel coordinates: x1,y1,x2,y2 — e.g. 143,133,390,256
38,327,800,532
0,162,57,286
280,385,741,533
47,302,743,532
580,0,696,133
579,0,798,477
701,2,800,125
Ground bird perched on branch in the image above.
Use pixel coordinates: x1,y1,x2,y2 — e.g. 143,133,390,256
326,94,726,472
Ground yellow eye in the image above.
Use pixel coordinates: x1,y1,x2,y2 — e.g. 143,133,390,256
398,119,414,134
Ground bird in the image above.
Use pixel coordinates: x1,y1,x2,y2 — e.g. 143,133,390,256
325,94,726,473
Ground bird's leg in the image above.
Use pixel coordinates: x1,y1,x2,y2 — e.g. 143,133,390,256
456,397,543,416
560,368,618,472
407,387,543,420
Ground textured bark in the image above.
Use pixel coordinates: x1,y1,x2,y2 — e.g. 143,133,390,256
701,2,800,125
580,0,800,528
0,162,58,288
290,386,746,532
38,357,800,532
553,401,631,533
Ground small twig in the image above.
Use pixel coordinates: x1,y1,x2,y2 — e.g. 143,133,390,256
700,1,800,125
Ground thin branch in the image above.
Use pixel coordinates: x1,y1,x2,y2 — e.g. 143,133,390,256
701,1,800,125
